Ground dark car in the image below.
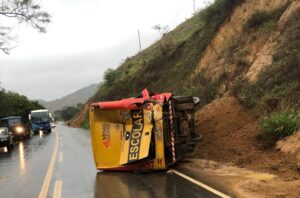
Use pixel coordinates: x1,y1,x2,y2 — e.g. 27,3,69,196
0,116,30,140
0,127,14,152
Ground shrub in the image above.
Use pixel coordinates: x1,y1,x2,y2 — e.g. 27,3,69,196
232,10,300,112
255,10,300,111
238,90,256,108
243,11,273,31
257,111,300,148
231,78,257,108
60,106,80,121
243,5,288,32
80,119,89,129
235,56,250,67
103,68,118,87
260,21,277,32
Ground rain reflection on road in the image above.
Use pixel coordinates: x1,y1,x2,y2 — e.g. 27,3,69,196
0,131,55,198
94,171,220,198
18,142,25,174
0,124,221,198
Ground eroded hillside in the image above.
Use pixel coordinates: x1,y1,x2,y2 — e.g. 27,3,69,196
72,0,299,124
71,1,300,196
72,0,300,197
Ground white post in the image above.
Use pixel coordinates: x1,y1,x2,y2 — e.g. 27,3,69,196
138,30,142,51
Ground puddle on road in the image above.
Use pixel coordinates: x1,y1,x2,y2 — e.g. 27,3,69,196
239,172,275,180
19,142,26,174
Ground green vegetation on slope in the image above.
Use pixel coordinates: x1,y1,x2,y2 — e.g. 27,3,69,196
257,111,300,148
94,0,245,102
233,9,300,113
243,5,288,32
0,89,44,123
75,0,299,146
54,103,82,121
80,119,89,130
229,6,300,147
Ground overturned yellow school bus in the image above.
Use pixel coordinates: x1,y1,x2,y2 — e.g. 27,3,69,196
89,89,200,172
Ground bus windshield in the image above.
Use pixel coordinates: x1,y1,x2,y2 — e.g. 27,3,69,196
31,112,50,123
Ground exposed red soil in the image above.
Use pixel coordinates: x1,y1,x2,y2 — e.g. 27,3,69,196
194,96,299,180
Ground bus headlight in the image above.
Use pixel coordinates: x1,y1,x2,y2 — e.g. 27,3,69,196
16,126,24,134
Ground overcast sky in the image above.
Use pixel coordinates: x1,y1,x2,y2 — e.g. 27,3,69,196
0,0,210,101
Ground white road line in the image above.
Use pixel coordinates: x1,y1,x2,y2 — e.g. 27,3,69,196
53,180,62,198
39,130,59,198
58,152,63,163
170,169,231,198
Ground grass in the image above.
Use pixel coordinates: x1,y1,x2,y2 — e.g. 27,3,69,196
80,119,90,130
92,0,245,103
187,71,230,107
243,4,288,32
231,7,300,113
233,10,300,147
79,0,299,145
254,10,300,111
257,111,300,148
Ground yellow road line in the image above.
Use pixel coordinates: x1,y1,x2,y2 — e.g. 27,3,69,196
38,130,59,198
59,152,63,163
170,169,231,198
53,180,62,198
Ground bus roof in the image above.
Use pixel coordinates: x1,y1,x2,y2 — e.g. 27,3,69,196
31,109,49,113
0,116,21,120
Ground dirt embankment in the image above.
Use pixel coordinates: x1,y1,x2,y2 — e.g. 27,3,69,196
184,1,300,197
189,96,300,197
196,0,289,77
246,0,300,81
195,96,299,179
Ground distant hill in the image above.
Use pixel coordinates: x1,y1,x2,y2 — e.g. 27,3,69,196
39,84,98,113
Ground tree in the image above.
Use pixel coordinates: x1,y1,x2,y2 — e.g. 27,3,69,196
152,24,169,36
103,68,117,87
60,106,80,121
0,89,44,123
0,0,50,54
152,24,172,55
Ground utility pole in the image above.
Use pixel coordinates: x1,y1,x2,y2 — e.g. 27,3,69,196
193,0,195,14
138,30,142,51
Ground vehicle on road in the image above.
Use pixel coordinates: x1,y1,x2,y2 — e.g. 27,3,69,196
29,109,53,134
0,127,14,152
0,116,30,140
89,89,200,172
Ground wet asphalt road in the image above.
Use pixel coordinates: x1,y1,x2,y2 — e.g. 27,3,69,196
0,123,221,198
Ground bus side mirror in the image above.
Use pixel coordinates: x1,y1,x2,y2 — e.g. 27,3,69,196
28,114,31,120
